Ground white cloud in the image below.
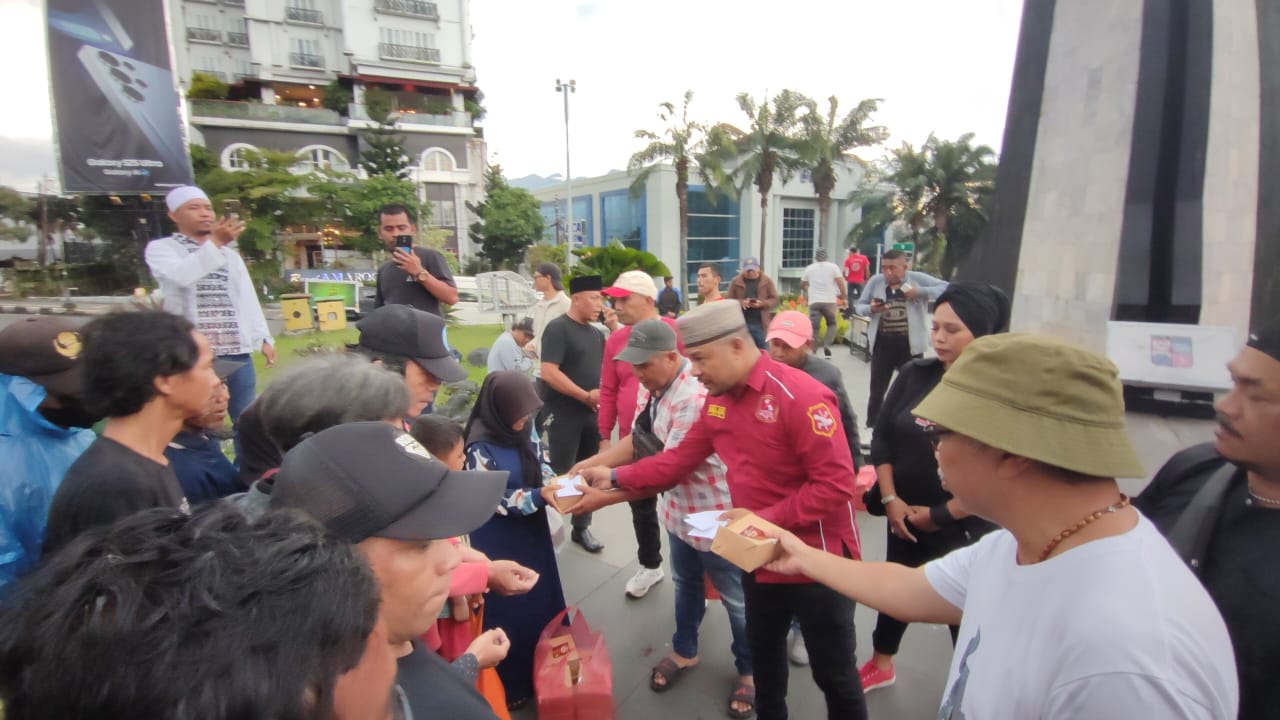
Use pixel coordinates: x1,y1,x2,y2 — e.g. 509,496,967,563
0,0,1024,191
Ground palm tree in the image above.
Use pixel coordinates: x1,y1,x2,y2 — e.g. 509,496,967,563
725,90,807,259
627,91,733,307
795,96,888,253
918,133,997,273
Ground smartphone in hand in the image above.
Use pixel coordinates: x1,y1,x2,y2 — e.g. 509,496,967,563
222,199,241,219
394,234,413,253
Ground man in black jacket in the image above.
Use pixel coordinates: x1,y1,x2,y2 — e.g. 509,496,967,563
1136,316,1280,720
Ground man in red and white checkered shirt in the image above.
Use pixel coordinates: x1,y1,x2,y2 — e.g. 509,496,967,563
563,318,754,717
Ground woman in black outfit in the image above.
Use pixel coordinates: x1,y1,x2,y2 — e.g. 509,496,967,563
857,283,1010,694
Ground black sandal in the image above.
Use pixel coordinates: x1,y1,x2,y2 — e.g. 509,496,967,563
727,680,756,719
649,656,692,693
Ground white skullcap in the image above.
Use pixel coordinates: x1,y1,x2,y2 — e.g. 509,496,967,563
165,186,210,212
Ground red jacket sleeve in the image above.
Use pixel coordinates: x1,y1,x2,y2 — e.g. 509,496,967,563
615,411,716,496
755,388,857,528
598,332,623,438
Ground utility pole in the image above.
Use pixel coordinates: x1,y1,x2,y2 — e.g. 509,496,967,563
555,78,575,267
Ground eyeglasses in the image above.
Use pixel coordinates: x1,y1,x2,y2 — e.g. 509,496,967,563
923,426,954,450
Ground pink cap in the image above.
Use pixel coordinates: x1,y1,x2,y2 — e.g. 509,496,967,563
767,310,812,348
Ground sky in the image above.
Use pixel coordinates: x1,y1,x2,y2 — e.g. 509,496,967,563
0,0,1025,192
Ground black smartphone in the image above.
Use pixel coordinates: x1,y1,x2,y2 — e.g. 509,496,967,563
394,234,413,253
222,199,241,218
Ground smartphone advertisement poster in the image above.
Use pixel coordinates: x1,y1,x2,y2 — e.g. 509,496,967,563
47,0,194,193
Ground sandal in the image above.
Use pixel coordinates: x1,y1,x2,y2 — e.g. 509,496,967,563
649,656,692,693
727,680,756,719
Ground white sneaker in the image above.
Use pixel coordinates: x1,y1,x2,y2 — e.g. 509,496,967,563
625,567,666,598
788,627,809,666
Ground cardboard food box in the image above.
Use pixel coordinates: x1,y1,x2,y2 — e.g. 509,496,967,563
711,513,784,572
547,475,585,514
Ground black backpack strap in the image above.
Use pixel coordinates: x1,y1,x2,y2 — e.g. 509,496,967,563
1165,461,1240,576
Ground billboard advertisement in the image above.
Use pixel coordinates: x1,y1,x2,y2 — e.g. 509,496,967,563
46,0,193,193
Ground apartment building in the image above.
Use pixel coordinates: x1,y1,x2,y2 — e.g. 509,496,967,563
166,0,485,264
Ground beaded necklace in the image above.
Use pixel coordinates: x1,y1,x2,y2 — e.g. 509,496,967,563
1037,495,1131,563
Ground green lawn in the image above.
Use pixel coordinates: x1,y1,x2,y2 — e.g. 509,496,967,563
251,323,504,392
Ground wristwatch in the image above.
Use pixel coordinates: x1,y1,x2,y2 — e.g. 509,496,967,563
415,270,430,282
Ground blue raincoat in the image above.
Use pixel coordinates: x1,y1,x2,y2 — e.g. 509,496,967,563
0,374,94,593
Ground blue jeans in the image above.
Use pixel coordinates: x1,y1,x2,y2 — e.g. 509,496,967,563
669,532,752,676
746,320,767,350
220,353,256,457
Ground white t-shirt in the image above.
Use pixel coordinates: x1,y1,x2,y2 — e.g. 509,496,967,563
924,514,1237,720
802,261,844,304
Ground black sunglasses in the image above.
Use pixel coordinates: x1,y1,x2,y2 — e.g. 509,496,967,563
922,426,954,450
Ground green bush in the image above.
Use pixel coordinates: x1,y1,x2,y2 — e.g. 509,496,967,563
187,72,228,100
322,80,353,116
421,96,454,116
568,241,670,287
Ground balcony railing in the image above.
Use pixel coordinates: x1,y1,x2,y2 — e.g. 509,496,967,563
187,27,222,43
349,103,473,128
284,6,324,24
190,99,342,126
378,42,440,64
289,52,324,69
222,0,244,6
194,70,228,81
226,31,249,47
374,0,439,19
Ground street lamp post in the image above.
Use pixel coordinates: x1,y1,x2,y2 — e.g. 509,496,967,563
555,78,575,267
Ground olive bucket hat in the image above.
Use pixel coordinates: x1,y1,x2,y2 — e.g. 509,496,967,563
913,333,1145,479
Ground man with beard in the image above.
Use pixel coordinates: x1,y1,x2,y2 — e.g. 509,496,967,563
0,317,98,592
1136,316,1280,719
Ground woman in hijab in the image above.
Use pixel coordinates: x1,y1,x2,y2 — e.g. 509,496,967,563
463,370,567,710
858,283,1009,694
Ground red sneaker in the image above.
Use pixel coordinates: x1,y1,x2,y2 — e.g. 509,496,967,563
858,659,896,693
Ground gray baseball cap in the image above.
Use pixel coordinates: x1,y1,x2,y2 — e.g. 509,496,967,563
614,319,678,364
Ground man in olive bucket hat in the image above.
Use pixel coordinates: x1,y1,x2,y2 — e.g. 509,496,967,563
761,333,1239,719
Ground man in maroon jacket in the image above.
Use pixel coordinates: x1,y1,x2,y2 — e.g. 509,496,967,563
578,300,866,720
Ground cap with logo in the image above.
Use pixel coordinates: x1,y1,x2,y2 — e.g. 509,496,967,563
355,304,466,383
602,270,659,301
913,333,1145,479
677,299,747,348
741,257,761,271
270,421,508,542
766,310,813,349
614,319,678,364
0,317,86,399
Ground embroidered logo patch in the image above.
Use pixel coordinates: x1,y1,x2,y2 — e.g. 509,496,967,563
395,433,434,460
755,394,778,423
707,404,727,419
52,331,82,359
807,403,837,437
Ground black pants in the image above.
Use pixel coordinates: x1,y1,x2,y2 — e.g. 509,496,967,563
743,573,867,720
628,496,662,569
867,332,918,427
544,404,600,532
871,531,961,655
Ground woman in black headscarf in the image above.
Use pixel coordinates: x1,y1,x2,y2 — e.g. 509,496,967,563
857,283,1009,694
463,370,566,709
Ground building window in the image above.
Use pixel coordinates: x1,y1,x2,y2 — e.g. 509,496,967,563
781,207,816,269
379,27,440,63
420,148,455,172
285,0,324,25
221,143,259,171
686,188,740,295
290,38,323,68
600,188,644,251
427,200,456,228
294,145,349,172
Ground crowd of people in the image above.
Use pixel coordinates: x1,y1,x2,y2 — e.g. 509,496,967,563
0,184,1276,720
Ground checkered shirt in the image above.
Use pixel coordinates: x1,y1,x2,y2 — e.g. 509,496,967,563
633,361,732,551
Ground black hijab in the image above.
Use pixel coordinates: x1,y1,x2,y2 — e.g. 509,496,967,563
464,371,545,487
934,283,1011,339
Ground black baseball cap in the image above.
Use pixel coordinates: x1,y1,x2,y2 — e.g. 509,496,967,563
270,421,507,542
355,305,466,383
0,317,85,399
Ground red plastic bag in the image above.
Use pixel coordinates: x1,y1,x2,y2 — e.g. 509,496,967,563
534,607,614,720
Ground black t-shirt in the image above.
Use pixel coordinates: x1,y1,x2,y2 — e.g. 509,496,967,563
397,642,498,720
878,286,909,335
43,436,188,555
539,314,604,412
375,247,457,317
1138,463,1280,720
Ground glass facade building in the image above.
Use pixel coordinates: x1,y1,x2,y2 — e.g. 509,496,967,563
686,187,740,293
600,188,646,250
